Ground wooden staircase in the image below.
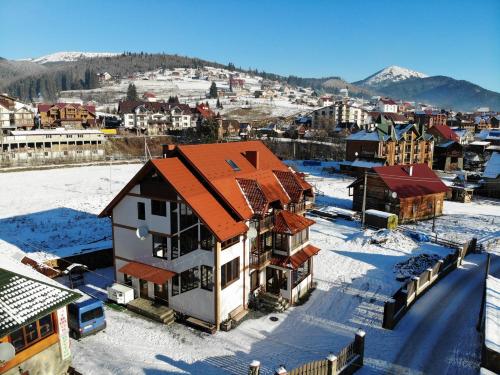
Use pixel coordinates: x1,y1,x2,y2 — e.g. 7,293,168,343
258,292,290,313
127,298,175,325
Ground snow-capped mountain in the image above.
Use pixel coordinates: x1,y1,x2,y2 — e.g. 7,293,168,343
354,65,428,88
24,51,119,64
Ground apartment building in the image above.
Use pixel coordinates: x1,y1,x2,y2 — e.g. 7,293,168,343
100,141,318,330
346,120,434,168
37,103,96,128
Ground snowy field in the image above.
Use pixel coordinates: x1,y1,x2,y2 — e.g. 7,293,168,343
1,161,499,374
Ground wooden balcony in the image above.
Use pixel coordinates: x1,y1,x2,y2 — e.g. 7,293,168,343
250,249,273,269
258,215,274,233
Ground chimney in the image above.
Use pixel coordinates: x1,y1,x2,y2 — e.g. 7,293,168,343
245,150,259,169
161,144,176,158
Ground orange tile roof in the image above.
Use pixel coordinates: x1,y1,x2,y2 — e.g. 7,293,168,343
177,141,290,219
152,158,247,241
273,170,312,202
273,210,315,234
270,244,320,269
237,178,268,216
118,262,175,284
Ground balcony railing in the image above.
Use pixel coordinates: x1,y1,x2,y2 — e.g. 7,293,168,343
259,215,274,232
250,249,273,268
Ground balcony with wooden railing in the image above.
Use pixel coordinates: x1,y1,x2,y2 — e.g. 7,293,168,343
250,249,273,269
258,215,274,233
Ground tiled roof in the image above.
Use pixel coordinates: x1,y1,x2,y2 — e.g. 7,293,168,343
273,170,312,202
117,100,192,114
270,244,320,269
372,164,449,198
118,262,175,285
177,141,290,220
273,210,315,234
37,103,96,113
0,266,80,336
428,125,459,141
237,178,268,216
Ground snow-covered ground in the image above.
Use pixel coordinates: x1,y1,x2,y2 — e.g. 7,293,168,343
0,163,142,262
1,161,499,374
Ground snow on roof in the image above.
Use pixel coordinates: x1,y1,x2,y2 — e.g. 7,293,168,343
470,141,491,146
351,160,385,168
347,131,380,141
485,275,500,353
483,152,500,179
0,256,80,336
365,209,395,218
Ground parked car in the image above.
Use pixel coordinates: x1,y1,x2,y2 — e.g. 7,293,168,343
68,296,106,339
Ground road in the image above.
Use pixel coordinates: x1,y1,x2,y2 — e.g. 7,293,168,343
382,254,499,375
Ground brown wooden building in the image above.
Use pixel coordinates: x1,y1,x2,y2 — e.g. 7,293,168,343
348,164,449,223
37,103,96,128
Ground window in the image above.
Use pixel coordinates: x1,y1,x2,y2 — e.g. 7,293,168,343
179,203,197,230
137,202,145,220
9,314,55,353
221,257,240,289
291,229,308,249
180,267,199,293
292,259,310,287
124,273,132,286
200,265,213,291
172,275,179,296
81,307,104,323
221,235,240,250
151,200,166,216
179,226,198,256
200,225,214,250
152,234,168,258
170,202,178,232
274,233,287,251
225,159,240,171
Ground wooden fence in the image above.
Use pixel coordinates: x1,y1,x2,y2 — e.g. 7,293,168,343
383,238,475,329
247,331,364,375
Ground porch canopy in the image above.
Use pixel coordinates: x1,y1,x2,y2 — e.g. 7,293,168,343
119,262,176,284
271,244,320,270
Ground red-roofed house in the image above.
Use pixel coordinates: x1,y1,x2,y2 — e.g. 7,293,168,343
99,141,317,331
377,98,398,113
428,125,464,171
348,163,449,222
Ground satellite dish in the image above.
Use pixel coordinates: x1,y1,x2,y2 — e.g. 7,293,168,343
391,192,398,199
136,226,149,240
0,342,15,363
247,227,257,241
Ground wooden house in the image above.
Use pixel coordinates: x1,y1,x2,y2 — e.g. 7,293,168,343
480,152,500,198
0,257,80,374
348,164,449,223
37,103,96,128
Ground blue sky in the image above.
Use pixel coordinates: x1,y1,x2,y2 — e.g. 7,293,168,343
1,0,499,91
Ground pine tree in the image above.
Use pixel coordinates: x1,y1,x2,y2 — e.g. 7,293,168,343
126,83,138,101
209,82,218,99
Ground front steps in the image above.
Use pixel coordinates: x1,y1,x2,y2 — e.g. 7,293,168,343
127,298,175,325
258,292,290,313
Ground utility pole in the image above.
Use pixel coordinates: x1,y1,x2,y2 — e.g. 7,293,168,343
432,196,437,235
361,170,367,227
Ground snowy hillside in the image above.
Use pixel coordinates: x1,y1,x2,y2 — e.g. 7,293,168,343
27,51,119,64
355,65,428,87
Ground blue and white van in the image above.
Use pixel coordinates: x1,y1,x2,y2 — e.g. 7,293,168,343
68,296,106,339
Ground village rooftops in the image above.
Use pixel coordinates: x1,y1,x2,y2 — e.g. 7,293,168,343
371,164,449,198
0,257,81,336
427,124,459,142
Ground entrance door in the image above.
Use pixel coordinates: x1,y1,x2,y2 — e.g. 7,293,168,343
266,268,281,295
154,282,168,306
139,279,149,298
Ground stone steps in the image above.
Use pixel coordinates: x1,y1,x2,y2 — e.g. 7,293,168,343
258,292,289,313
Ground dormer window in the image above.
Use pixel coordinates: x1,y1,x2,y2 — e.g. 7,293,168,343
226,159,240,171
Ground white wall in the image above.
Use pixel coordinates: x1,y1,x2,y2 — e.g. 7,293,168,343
219,238,246,321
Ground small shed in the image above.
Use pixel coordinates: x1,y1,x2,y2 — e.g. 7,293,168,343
365,209,398,229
